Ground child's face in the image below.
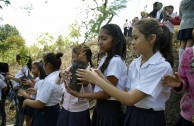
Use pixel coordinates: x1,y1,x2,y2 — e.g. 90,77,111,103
98,29,113,54
167,7,173,14
31,64,39,77
131,28,153,55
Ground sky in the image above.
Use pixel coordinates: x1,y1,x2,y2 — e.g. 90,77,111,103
0,0,181,46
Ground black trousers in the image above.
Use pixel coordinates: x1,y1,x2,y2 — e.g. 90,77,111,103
15,95,25,126
0,99,6,126
124,27,128,37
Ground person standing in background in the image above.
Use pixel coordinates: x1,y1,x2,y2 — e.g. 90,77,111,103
163,5,178,33
123,19,129,37
177,0,194,65
128,21,132,38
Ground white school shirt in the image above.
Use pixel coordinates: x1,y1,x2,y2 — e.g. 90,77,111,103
127,51,172,111
123,22,129,28
36,71,64,106
94,56,127,100
13,65,30,88
156,9,163,21
62,84,92,112
31,77,43,99
0,79,7,100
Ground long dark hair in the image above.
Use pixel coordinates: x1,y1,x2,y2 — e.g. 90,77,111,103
99,24,126,73
133,18,174,67
38,61,47,79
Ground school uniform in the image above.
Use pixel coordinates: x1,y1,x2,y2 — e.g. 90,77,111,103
56,65,92,126
56,85,92,126
93,55,127,126
124,51,173,126
164,13,177,33
23,77,40,118
32,71,64,126
177,0,194,40
14,65,31,126
31,77,42,99
13,65,30,88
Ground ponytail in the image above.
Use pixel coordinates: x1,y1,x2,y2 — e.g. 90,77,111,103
158,25,174,67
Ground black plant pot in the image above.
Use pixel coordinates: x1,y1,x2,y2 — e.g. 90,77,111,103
19,76,31,90
69,60,88,92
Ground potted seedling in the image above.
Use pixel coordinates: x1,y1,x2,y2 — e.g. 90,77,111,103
69,45,88,92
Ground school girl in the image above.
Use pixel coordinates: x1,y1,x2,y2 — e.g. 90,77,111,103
6,54,32,126
76,18,174,126
18,62,47,126
22,52,64,126
56,45,93,126
67,24,127,126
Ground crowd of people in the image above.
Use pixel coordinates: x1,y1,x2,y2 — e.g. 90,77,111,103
0,0,194,126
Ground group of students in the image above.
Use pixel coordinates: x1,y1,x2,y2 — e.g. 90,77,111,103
1,17,194,126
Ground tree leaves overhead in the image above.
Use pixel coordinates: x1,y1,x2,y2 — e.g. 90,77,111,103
0,24,25,63
78,0,127,42
0,24,20,42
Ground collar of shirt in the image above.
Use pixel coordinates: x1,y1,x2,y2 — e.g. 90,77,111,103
45,71,59,79
136,51,163,69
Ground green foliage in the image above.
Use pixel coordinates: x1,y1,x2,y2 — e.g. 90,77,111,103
79,0,127,42
0,1,128,64
0,24,20,42
27,44,41,60
35,32,55,55
17,46,30,66
68,21,81,43
0,24,25,64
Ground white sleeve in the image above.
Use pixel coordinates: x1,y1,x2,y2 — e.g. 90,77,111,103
36,81,54,104
106,57,123,79
0,79,6,88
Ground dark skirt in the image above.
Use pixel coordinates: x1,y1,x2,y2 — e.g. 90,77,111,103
177,28,193,40
32,104,60,126
173,114,194,126
92,100,123,126
23,106,33,117
123,106,165,126
56,107,91,126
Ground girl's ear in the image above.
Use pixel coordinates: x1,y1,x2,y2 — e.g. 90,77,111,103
148,34,156,45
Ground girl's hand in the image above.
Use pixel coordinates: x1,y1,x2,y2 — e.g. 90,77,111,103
60,71,71,81
76,68,103,85
65,83,80,97
26,88,37,95
23,99,29,108
22,79,32,86
18,89,26,96
162,72,182,88
5,74,14,80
